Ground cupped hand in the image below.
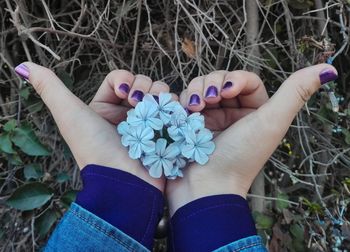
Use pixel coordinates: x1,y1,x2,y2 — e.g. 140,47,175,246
166,65,337,215
17,62,177,192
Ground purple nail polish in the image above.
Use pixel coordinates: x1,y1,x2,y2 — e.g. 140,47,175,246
222,81,233,90
205,86,218,98
320,68,338,85
189,94,200,106
131,90,144,102
152,95,159,103
14,64,29,80
118,83,130,94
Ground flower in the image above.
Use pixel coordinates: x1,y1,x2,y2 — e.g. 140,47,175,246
167,107,205,141
142,139,180,178
127,101,163,130
122,126,155,159
117,121,132,147
166,154,186,179
144,93,178,124
181,128,215,165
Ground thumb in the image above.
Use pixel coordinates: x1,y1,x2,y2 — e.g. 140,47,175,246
14,62,109,167
258,64,338,135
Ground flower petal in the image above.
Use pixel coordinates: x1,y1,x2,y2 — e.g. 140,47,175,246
140,127,154,140
147,117,163,130
129,143,142,159
163,159,174,177
121,135,131,147
117,121,129,135
197,128,213,144
155,138,167,155
181,143,195,159
198,141,215,154
142,154,158,166
149,161,163,178
194,149,209,165
164,143,180,159
142,140,156,153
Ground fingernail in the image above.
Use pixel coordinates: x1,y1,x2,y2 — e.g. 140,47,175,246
152,95,159,103
189,94,200,106
320,68,338,85
14,64,29,80
205,86,218,98
118,83,130,94
222,81,233,90
131,90,144,102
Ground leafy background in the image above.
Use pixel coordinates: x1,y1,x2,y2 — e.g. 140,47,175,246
1,0,350,251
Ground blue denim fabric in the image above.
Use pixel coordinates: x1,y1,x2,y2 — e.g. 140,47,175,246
44,203,149,252
214,235,267,252
45,203,266,252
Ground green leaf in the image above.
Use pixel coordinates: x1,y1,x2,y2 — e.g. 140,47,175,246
0,133,15,154
276,193,290,211
11,124,50,156
57,70,74,90
253,212,274,229
60,190,78,208
35,209,59,237
6,182,53,211
6,153,23,165
3,119,17,132
290,223,304,241
19,87,30,100
342,129,350,145
24,164,44,180
56,172,70,183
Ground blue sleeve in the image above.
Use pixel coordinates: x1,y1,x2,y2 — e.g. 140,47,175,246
44,203,149,252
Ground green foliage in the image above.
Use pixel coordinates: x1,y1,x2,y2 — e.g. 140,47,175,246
276,193,290,211
35,209,59,237
302,197,324,215
253,212,274,229
24,164,44,180
6,182,54,211
0,133,15,154
60,190,78,208
11,123,50,156
56,172,70,183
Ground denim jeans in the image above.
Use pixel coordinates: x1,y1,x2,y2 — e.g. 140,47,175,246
44,203,267,251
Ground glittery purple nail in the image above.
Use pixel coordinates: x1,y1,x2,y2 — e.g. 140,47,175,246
14,64,29,80
189,94,200,106
222,81,233,90
118,83,130,94
205,86,218,98
131,90,144,102
320,68,338,85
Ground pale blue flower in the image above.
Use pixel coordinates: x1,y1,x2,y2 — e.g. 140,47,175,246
117,121,132,147
167,107,205,141
127,101,163,130
142,139,180,178
124,126,155,159
144,93,178,124
166,154,186,179
181,128,215,165
167,106,189,141
187,112,205,131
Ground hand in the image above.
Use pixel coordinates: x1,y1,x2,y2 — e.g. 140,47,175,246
16,62,177,192
166,64,337,215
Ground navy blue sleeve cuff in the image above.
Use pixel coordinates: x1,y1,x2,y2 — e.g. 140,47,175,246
169,194,257,252
75,164,164,250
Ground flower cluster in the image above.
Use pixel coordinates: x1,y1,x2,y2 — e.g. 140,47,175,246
117,93,215,179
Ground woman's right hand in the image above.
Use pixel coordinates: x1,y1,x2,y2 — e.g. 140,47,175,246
166,64,338,215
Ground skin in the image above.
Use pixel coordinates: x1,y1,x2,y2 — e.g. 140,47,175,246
19,62,336,216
